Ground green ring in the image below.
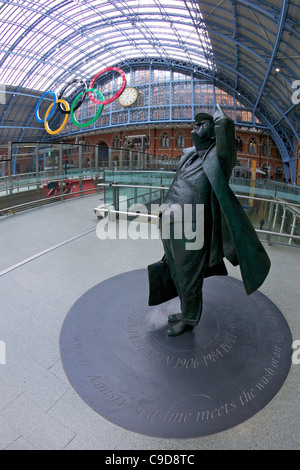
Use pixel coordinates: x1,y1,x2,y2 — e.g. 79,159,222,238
70,88,104,128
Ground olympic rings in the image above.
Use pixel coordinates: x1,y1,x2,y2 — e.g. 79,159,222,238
35,91,57,122
70,88,104,128
58,79,87,114
44,99,70,135
88,67,126,105
35,67,127,134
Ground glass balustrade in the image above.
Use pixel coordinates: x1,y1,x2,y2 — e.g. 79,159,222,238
99,172,300,248
1,142,299,247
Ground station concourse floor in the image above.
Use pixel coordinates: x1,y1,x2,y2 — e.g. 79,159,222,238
0,193,299,450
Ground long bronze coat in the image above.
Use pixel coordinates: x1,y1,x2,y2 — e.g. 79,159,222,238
148,113,270,306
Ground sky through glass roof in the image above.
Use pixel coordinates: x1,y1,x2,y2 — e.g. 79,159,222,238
0,0,299,161
0,0,213,92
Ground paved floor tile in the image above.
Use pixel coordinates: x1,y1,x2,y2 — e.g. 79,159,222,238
0,196,299,450
0,394,75,450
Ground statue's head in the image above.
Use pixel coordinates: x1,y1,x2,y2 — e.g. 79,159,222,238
191,112,215,150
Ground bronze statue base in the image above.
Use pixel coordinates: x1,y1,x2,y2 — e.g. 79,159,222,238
60,269,292,438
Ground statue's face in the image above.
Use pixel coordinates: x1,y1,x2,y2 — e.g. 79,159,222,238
191,119,215,149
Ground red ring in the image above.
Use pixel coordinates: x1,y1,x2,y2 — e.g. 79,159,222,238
88,67,126,105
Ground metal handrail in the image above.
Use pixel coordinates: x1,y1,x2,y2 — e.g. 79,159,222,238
97,208,300,241
2,179,300,244
103,170,175,174
0,187,103,215
100,207,159,219
98,183,168,191
236,194,300,209
98,182,300,209
256,229,300,241
0,172,99,188
97,182,300,245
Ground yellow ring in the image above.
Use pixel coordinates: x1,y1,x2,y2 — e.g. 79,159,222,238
44,99,70,135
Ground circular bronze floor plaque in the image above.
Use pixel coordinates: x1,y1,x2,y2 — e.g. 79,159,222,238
60,270,292,438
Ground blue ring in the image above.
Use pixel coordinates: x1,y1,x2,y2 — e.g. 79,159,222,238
35,91,57,123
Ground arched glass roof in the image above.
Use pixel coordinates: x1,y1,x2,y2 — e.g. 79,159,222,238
0,0,299,165
0,0,213,90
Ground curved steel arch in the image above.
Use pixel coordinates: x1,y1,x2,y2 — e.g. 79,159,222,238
191,0,299,180
42,57,294,166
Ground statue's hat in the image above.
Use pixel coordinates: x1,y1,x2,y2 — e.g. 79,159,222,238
194,112,214,123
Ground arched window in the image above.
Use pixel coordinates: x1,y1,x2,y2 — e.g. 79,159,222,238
113,136,120,149
236,135,243,152
275,166,283,181
249,137,257,154
176,133,185,148
161,132,170,148
134,138,142,150
97,140,109,164
144,136,150,150
262,140,271,156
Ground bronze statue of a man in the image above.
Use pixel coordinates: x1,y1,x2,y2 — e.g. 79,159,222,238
148,105,271,336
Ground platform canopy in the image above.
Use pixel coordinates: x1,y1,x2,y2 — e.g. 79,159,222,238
0,0,299,165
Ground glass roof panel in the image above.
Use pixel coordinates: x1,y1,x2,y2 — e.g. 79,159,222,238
0,0,213,91
0,0,298,164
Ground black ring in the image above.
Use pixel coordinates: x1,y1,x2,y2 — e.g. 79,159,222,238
57,79,87,114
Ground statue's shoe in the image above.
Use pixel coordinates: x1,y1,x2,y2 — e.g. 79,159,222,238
168,313,182,323
166,320,193,336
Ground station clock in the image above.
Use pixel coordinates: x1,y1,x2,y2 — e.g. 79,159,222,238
118,87,138,106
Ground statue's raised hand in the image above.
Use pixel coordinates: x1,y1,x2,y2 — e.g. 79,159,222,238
214,104,225,121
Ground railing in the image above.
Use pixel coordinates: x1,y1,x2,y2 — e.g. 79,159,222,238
0,186,104,215
230,176,299,204
0,168,97,189
94,182,300,248
0,141,179,213
1,142,299,244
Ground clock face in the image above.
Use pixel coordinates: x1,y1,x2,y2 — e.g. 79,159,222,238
118,87,138,106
